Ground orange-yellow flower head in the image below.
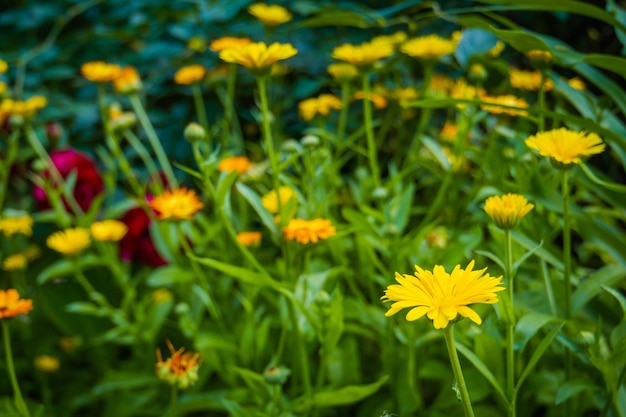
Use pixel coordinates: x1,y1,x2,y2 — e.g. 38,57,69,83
526,49,553,70
46,228,91,256
353,90,387,109
382,260,504,329
568,77,586,91
218,156,253,174
327,63,359,82
156,340,202,390
113,66,142,94
525,128,605,167
174,65,206,85
261,186,298,214
370,31,408,48
2,254,28,272
90,220,128,242
484,194,534,230
480,94,529,117
81,61,123,83
248,3,292,26
34,355,60,373
209,37,252,52
332,42,394,68
298,94,342,121
236,231,263,247
150,188,204,220
282,218,336,244
0,289,33,319
400,34,458,61
0,215,34,237
509,68,553,91
2,96,48,118
219,42,297,76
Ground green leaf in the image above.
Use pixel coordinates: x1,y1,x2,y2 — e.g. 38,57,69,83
145,265,195,287
235,183,279,236
386,183,414,234
456,342,509,406
602,285,626,318
215,170,239,211
573,262,626,314
475,249,505,271
297,10,384,29
512,240,544,274
91,371,156,396
231,367,272,403
189,255,282,289
515,313,562,353
555,379,600,405
37,255,104,284
517,324,564,390
65,301,105,316
580,163,626,193
583,54,626,79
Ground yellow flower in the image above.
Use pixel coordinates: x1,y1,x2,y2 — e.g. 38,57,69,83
237,231,262,247
156,340,202,390
331,42,394,67
298,94,342,121
487,41,505,58
34,355,60,373
525,128,605,166
261,186,297,214
0,59,7,73
400,34,458,60
113,66,142,94
428,74,453,96
248,3,292,26
568,77,586,91
391,87,419,107
440,121,459,143
0,81,7,96
90,220,128,242
381,260,504,329
152,288,173,304
526,49,553,70
150,188,204,220
484,194,534,230
0,289,33,319
480,94,529,116
3,96,48,117
209,36,252,52
0,215,34,237
327,63,359,82
509,68,553,91
2,254,28,271
352,90,387,109
442,147,469,173
174,65,206,85
371,32,408,48
46,228,91,255
219,42,297,75
450,79,485,107
218,156,253,174
282,218,336,244
81,61,123,83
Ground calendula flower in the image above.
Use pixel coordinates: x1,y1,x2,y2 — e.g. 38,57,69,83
81,61,123,83
298,94,342,121
381,260,505,329
4,96,48,117
34,356,60,373
90,220,128,242
567,77,586,91
390,87,419,107
282,218,336,244
487,41,505,58
428,74,453,95
484,194,534,230
332,42,394,68
480,94,529,116
450,79,485,108
400,34,458,61
156,340,202,390
46,228,91,255
525,128,605,166
219,42,297,76
327,63,359,82
527,49,553,70
0,289,33,319
0,215,34,237
442,148,469,173
113,66,142,94
174,65,206,85
2,254,28,272
440,121,459,143
0,59,7,73
236,231,262,247
150,188,204,220
371,32,408,48
209,36,252,52
353,91,387,109
261,186,297,214
248,3,292,26
509,68,553,91
218,156,253,174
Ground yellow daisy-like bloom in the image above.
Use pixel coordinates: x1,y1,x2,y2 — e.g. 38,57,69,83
81,61,123,83
156,340,202,390
298,94,342,121
0,59,7,73
209,36,252,52
2,254,28,272
450,79,485,108
353,91,387,109
525,128,605,166
34,355,60,373
332,42,394,67
46,228,91,256
440,121,459,143
90,220,128,242
219,42,297,76
484,194,534,230
236,231,262,247
568,77,586,91
0,215,34,237
113,66,142,94
4,96,48,117
0,289,33,319
428,74,453,96
371,31,408,48
327,63,359,82
400,34,458,61
527,49,553,70
381,260,505,329
509,68,553,91
282,218,336,244
150,188,204,220
248,3,292,26
487,41,505,58
174,65,206,85
391,87,419,107
261,186,297,214
218,156,253,174
480,94,529,117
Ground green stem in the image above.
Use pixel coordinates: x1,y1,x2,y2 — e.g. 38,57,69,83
192,84,210,136
225,63,244,152
336,82,350,144
561,169,573,417
504,229,516,417
0,130,20,211
538,72,546,132
443,325,475,417
2,322,30,417
362,73,381,189
288,300,312,407
168,386,178,417
418,169,453,228
122,129,163,192
129,93,178,188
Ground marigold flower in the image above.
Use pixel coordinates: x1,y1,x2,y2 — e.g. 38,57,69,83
2,254,28,272
261,186,297,214
480,94,529,116
567,77,586,91
218,156,253,174
440,121,459,143
113,66,142,94
428,74,453,95
332,42,394,67
174,65,206,85
209,36,252,52
484,194,534,230
219,42,297,76
237,231,263,247
34,355,60,373
390,87,419,107
156,340,202,390
282,218,336,244
382,260,504,329
81,61,123,83
353,91,387,109
46,228,91,256
150,188,204,220
298,94,342,121
327,63,359,82
450,79,485,108
371,32,408,47
0,59,7,73
509,68,553,91
248,3,292,26
525,128,605,166
0,215,34,237
400,34,458,61
90,220,129,242
0,289,33,319
3,96,48,117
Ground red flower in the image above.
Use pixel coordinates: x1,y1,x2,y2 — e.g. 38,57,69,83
118,206,167,267
33,148,103,212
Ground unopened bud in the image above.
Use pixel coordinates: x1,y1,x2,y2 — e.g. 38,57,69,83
264,365,290,385
301,134,320,149
184,122,206,143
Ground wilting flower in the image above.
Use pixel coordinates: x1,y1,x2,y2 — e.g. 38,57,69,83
298,94,342,121
34,355,60,373
327,63,359,82
236,231,262,247
81,61,123,83
156,340,202,390
219,42,297,76
400,34,458,61
480,94,529,116
509,68,553,91
113,66,142,94
248,3,292,26
0,215,34,237
0,289,33,319
46,228,91,256
282,218,336,244
150,188,204,220
382,260,504,329
567,77,586,91
174,65,206,85
90,220,129,242
119,206,167,266
218,156,253,174
2,254,27,271
261,186,297,214
209,36,252,52
352,90,387,109
525,128,605,166
332,42,394,68
371,32,408,48
484,194,534,230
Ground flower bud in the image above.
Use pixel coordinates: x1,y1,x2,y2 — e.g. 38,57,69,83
468,63,487,85
301,134,320,149
184,122,206,143
264,365,291,385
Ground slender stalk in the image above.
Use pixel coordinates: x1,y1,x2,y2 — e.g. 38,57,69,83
2,322,30,417
122,129,163,192
361,73,381,188
191,84,210,135
561,169,573,417
225,63,244,152
288,301,312,407
0,130,20,211
538,72,546,132
504,229,516,417
336,82,350,144
443,325,475,417
168,386,178,417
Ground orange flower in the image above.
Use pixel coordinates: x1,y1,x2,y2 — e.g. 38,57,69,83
174,65,206,85
81,61,123,83
0,289,33,319
353,90,387,109
209,37,252,52
113,66,142,94
150,188,204,220
236,231,262,247
218,156,253,174
282,218,336,244
155,340,202,389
